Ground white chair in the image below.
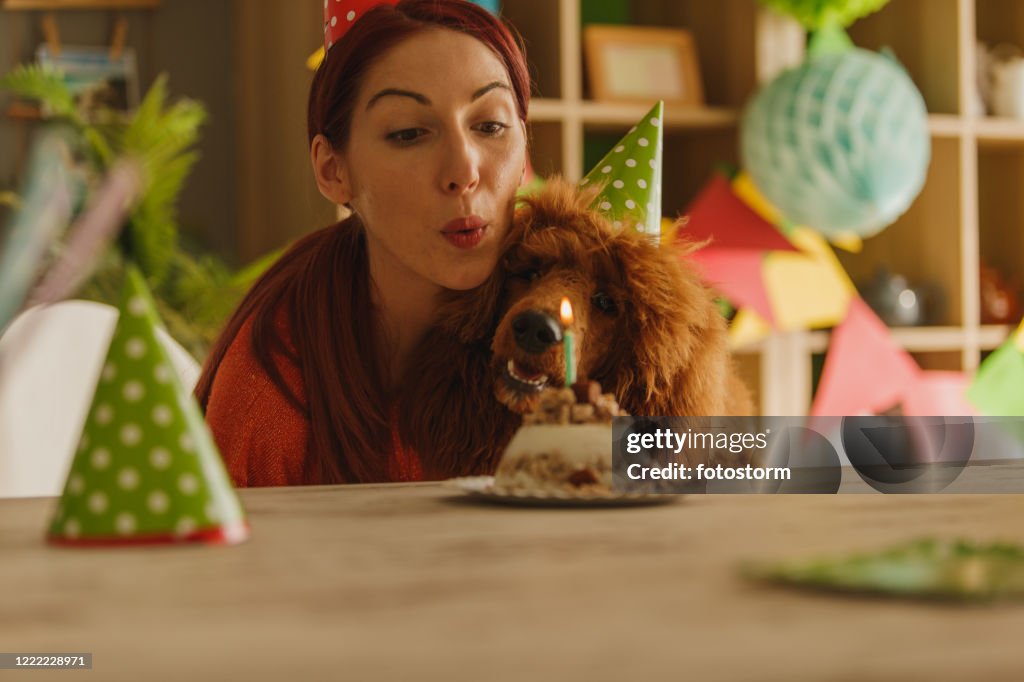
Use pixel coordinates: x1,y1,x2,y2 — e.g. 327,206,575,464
0,300,200,498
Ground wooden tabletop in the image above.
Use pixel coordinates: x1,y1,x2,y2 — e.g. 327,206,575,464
3,474,1024,681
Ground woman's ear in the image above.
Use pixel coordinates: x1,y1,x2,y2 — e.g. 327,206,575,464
310,134,353,206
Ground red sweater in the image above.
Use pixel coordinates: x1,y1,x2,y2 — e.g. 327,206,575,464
204,313,423,487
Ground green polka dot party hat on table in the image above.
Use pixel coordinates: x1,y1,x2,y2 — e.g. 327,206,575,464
579,101,664,243
48,265,248,547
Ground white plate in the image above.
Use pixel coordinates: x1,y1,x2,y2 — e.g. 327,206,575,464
446,476,679,508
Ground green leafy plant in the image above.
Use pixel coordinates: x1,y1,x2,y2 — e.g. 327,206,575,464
757,0,890,30
1,64,274,359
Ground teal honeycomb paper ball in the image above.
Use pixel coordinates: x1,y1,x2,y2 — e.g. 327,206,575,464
741,47,930,239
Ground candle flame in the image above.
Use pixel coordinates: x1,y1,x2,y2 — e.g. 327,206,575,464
559,297,574,325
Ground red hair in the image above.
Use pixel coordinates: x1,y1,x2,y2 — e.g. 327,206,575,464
195,0,531,483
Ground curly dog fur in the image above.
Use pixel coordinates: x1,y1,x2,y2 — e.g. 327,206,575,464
398,177,752,479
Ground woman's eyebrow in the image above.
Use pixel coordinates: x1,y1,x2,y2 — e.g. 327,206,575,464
472,81,510,100
365,81,511,110
366,88,430,109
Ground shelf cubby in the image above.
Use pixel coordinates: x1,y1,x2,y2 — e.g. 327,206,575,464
911,350,965,372
836,137,963,327
978,146,1024,292
976,0,1024,57
527,121,565,179
504,0,563,99
627,0,759,109
847,0,961,115
662,128,738,215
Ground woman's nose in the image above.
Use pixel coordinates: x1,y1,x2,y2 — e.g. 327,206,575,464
441,133,481,195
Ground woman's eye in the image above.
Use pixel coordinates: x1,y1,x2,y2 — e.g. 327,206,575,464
476,121,509,136
386,128,427,145
592,291,617,315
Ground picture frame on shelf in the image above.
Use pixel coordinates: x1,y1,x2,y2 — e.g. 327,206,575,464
582,25,704,107
35,44,140,115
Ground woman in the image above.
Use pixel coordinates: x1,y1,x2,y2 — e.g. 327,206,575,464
195,0,530,486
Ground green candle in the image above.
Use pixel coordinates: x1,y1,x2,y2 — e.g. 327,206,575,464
564,330,576,386
560,297,576,386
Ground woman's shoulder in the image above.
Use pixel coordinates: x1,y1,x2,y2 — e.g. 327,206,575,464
205,307,311,486
216,308,304,406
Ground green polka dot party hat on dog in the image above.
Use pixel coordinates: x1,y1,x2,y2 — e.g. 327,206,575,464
579,101,664,242
48,265,248,546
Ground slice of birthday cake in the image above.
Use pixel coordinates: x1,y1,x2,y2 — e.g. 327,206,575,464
492,381,628,496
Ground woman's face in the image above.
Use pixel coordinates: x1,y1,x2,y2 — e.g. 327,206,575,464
340,28,527,292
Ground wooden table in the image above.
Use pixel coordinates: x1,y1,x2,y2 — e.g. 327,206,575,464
3,473,1024,681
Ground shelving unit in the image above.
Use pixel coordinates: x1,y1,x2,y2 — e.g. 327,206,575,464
505,0,1024,415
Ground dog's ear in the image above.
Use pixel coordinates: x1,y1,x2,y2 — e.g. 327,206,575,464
605,236,732,416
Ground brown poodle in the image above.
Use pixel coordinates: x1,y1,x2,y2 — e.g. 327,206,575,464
399,178,752,478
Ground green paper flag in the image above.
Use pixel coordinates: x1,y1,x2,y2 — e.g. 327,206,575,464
48,266,248,546
579,101,664,242
967,330,1024,417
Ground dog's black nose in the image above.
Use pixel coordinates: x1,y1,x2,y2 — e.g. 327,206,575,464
512,310,563,354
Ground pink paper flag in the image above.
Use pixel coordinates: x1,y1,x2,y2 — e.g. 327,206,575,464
901,371,977,417
811,297,920,416
680,174,797,252
689,248,775,324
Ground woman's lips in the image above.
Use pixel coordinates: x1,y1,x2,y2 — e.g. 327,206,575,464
441,216,487,249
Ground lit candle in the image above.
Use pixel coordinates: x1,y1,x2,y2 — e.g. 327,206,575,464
560,297,576,386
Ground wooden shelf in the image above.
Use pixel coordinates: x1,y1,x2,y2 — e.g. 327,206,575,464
980,324,1016,350
807,326,972,353
532,103,967,137
739,324,1015,357
529,98,740,130
976,117,1024,145
928,113,965,137
579,101,739,130
527,98,569,122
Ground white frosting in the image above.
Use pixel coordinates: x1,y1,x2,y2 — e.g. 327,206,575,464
501,424,612,465
494,423,615,493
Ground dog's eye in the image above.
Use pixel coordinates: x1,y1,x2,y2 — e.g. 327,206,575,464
511,268,541,282
592,291,618,315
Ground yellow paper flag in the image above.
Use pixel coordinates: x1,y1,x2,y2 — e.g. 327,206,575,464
732,172,784,227
829,231,863,253
733,171,863,252
763,227,856,330
729,307,772,349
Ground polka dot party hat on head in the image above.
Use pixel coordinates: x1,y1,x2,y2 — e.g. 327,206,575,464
579,101,664,243
48,266,248,547
324,0,401,52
